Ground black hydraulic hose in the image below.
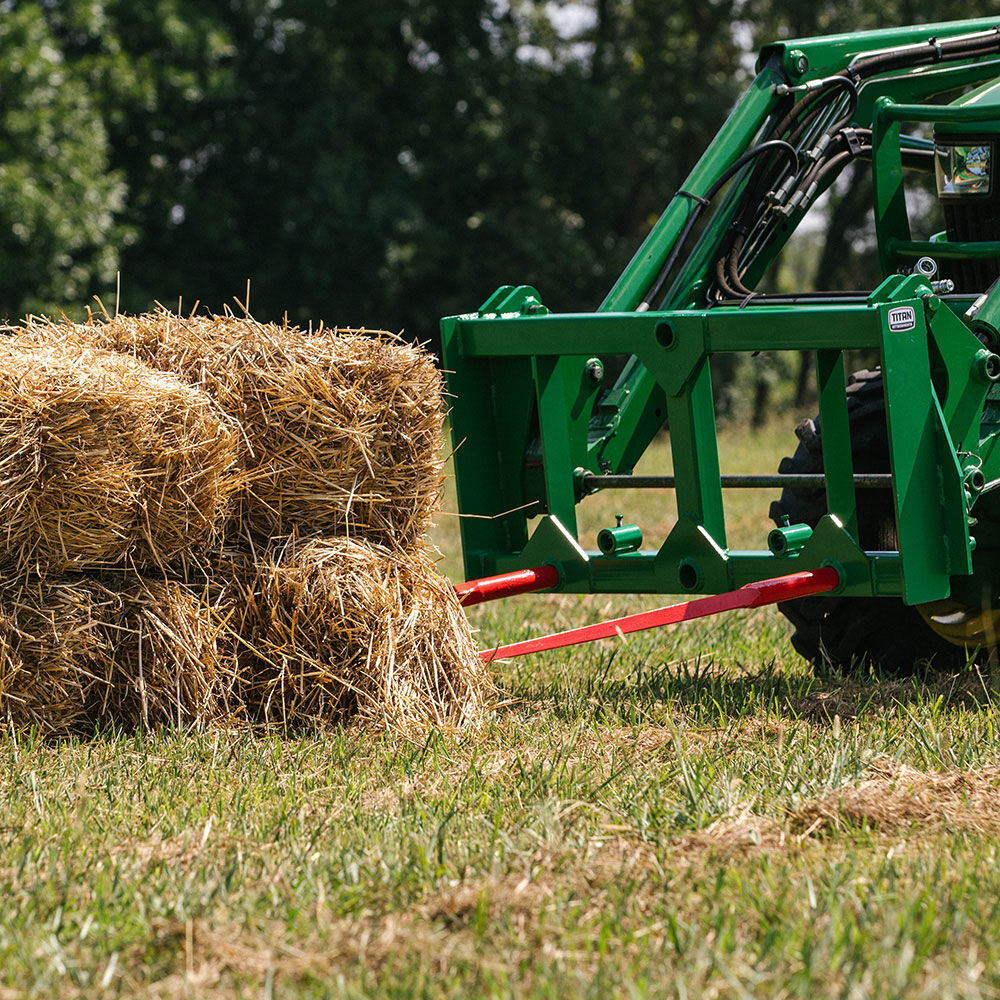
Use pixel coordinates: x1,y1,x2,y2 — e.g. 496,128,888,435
724,143,872,294
780,130,872,209
726,236,752,296
728,81,853,256
850,27,1000,80
786,98,840,148
715,78,861,296
713,38,1000,296
745,79,857,225
790,76,858,142
714,251,743,299
638,139,799,310
726,78,867,292
766,76,852,143
678,28,1000,306
760,79,859,210
804,144,872,194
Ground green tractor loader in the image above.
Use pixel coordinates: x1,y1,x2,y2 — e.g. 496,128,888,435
443,19,1000,673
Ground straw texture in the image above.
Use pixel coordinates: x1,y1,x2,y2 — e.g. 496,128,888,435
0,340,240,575
112,578,241,730
0,311,491,737
246,536,492,733
0,575,238,736
15,311,446,550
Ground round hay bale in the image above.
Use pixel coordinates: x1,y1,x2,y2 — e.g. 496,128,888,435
0,341,241,574
14,312,445,550
248,536,492,732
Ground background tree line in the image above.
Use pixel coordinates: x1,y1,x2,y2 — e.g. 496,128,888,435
0,0,988,368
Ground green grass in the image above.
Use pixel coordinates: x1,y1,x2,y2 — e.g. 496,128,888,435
3,420,1000,998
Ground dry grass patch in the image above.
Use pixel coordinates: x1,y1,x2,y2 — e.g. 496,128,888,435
138,912,452,995
673,806,787,857
116,826,221,872
137,841,663,992
791,757,1000,836
668,757,1000,857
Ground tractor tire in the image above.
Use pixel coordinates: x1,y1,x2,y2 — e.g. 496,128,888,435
769,368,968,675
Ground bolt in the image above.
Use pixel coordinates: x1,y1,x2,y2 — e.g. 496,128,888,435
585,358,605,386
972,349,1000,382
788,49,808,77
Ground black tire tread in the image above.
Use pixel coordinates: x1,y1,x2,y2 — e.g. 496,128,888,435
771,368,967,675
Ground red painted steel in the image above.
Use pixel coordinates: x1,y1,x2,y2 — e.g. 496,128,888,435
455,564,561,607
477,566,840,661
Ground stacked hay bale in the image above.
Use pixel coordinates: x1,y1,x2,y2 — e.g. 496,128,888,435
0,341,243,735
0,576,240,734
247,537,486,731
1,310,491,736
41,312,444,550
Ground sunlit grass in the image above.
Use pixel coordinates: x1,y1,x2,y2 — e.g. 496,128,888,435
2,420,1000,997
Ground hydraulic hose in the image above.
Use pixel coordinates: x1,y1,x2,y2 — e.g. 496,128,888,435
638,139,798,310
668,26,1000,306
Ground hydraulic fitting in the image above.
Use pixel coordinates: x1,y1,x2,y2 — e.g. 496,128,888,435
598,515,643,556
972,348,1000,383
768,522,813,556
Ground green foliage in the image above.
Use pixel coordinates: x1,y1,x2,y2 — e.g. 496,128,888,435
0,5,126,319
0,0,747,339
745,0,1000,40
1,1,998,341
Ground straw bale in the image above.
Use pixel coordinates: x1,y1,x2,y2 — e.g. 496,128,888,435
247,536,492,732
0,575,239,736
111,577,242,729
0,577,119,736
0,340,240,575
15,311,446,550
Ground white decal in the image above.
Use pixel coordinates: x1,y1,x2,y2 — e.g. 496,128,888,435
887,305,916,332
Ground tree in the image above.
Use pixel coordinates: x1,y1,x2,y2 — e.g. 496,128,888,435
0,5,126,319
21,0,748,347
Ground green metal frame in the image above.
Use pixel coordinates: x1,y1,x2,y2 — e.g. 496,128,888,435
442,18,1000,608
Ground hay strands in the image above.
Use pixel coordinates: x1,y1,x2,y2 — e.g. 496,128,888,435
246,536,494,735
9,310,446,551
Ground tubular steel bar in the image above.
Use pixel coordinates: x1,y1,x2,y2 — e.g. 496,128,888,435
479,567,841,661
455,564,561,607
581,473,893,490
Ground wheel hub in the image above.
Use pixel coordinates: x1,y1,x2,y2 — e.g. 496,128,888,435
917,599,1000,648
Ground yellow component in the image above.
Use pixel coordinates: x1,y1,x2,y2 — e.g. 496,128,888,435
917,599,1000,647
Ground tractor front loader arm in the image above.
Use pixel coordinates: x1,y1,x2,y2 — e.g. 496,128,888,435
443,17,1000,640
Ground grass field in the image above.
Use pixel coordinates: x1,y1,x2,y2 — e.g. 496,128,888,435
4,420,1000,998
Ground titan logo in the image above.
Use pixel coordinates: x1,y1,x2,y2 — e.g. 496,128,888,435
887,305,916,332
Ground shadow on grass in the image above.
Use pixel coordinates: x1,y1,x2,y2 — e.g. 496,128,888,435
505,652,998,726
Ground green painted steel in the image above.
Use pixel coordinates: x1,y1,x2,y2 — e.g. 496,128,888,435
442,19,1000,612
